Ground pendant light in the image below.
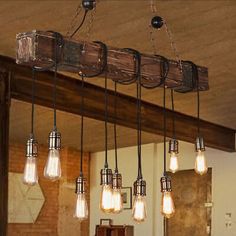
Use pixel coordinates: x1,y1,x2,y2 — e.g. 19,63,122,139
169,89,179,173
74,74,88,220
132,51,147,223
23,68,38,186
99,48,113,213
44,35,62,181
111,82,123,214
194,70,207,175
160,81,175,219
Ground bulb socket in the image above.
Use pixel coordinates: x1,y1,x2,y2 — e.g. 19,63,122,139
75,176,86,194
48,129,61,150
112,172,122,189
168,139,179,154
100,168,113,186
160,176,172,192
133,179,146,196
26,136,38,157
82,0,96,11
195,136,205,152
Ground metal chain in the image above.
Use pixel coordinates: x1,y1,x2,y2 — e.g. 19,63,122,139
164,21,183,73
66,3,82,37
149,0,158,54
82,5,96,53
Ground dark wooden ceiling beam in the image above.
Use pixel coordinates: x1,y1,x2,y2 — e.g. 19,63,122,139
16,30,208,92
1,55,234,152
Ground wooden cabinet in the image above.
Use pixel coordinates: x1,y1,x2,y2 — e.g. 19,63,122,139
95,225,134,236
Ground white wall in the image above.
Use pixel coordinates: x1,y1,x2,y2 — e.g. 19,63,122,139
90,141,236,236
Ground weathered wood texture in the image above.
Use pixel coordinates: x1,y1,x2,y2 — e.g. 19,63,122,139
0,56,234,152
16,31,208,92
0,70,10,236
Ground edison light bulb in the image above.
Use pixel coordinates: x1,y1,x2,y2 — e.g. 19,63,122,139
169,152,179,173
161,191,175,218
23,156,38,186
112,188,123,213
132,195,147,223
44,149,61,181
74,193,88,221
195,150,207,175
100,184,113,213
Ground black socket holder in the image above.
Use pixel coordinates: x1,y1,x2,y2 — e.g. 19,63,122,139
75,176,86,194
48,130,61,150
168,139,179,154
160,176,172,192
26,137,38,157
100,168,113,185
112,172,122,189
134,179,146,196
195,136,205,152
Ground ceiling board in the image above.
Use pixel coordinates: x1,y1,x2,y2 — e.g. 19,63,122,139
0,0,235,151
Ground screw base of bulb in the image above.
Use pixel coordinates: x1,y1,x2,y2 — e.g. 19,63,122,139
75,176,86,194
160,176,172,192
48,129,61,150
195,136,205,152
134,179,146,196
112,172,122,189
100,168,113,185
26,136,38,157
169,139,179,154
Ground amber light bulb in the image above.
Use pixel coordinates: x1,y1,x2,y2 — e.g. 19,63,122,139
100,168,113,213
44,130,62,181
100,184,113,213
161,191,175,218
195,150,207,175
132,179,147,223
23,137,38,186
195,137,208,175
74,177,88,221
169,152,179,173
160,176,175,219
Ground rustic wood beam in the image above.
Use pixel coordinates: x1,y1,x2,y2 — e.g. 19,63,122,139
1,55,234,152
0,69,10,236
16,30,208,92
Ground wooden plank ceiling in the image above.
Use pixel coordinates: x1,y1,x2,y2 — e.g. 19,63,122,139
0,0,235,152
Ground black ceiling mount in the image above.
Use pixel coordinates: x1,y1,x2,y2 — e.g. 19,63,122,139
82,0,96,11
151,16,164,29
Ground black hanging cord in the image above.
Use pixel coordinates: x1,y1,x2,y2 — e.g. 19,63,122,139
171,89,176,139
197,73,200,136
30,68,36,137
70,10,88,38
114,82,118,173
53,38,58,129
80,74,85,176
163,78,167,176
104,71,108,168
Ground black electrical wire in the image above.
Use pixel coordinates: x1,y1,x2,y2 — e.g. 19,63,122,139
135,51,142,180
104,71,108,168
80,74,85,176
31,68,36,136
171,89,176,139
70,10,88,38
163,78,167,176
114,82,118,173
53,35,59,129
197,73,200,136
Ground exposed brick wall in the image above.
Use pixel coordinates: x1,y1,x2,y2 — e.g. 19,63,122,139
8,143,90,236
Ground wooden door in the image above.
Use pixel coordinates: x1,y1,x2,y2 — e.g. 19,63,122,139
167,168,212,236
